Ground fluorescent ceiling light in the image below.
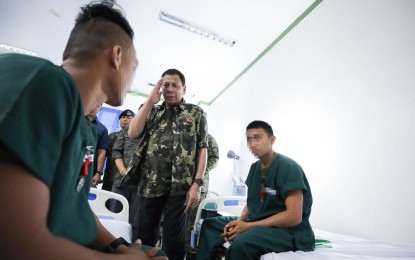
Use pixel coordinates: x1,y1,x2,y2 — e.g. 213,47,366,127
0,43,38,56
159,11,237,47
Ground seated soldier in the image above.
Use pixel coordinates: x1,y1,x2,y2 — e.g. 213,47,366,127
195,120,315,260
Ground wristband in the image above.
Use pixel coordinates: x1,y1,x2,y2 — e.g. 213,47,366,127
193,178,204,186
96,170,103,175
104,237,129,253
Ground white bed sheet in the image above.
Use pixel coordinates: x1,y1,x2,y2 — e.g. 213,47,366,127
261,229,415,260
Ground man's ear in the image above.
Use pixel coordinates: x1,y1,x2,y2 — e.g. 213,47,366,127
182,84,187,95
270,135,276,145
111,45,122,70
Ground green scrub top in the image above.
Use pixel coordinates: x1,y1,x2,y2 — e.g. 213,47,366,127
245,153,314,251
0,54,98,245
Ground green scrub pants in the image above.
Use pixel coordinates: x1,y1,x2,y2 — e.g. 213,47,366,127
195,216,297,260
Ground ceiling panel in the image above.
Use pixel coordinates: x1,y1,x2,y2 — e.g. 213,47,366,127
0,0,318,105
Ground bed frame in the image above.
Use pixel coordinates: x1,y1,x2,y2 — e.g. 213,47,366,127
193,196,415,260
88,188,132,242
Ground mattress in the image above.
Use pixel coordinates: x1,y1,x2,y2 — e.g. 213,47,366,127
261,229,415,260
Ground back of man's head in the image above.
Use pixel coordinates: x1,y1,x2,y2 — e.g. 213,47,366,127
62,2,134,61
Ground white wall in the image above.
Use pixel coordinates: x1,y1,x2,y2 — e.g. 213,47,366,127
206,0,415,243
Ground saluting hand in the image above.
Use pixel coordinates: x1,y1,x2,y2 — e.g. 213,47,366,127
148,79,163,105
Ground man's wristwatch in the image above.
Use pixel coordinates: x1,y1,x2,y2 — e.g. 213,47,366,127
96,170,103,175
193,178,204,186
104,237,129,253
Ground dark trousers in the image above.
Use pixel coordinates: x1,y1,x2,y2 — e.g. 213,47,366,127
110,186,140,241
137,193,187,260
101,180,113,191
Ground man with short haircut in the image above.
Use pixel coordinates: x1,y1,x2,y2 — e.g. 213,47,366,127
110,109,141,241
195,120,314,260
0,2,165,259
128,68,209,260
88,104,110,187
102,109,135,191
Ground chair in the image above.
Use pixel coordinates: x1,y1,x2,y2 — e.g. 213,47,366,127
88,188,132,242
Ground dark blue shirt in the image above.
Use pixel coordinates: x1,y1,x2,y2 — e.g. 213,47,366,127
91,117,109,173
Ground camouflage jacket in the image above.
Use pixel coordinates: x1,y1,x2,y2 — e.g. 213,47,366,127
103,130,121,183
202,134,219,193
137,100,208,197
112,128,142,188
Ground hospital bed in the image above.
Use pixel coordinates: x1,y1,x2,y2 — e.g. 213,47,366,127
88,188,132,242
263,228,415,260
193,196,415,260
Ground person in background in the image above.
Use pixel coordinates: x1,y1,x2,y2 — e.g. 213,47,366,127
195,120,314,260
199,134,219,205
186,133,219,257
88,104,110,187
128,68,209,260
0,2,166,259
111,109,141,241
102,109,135,191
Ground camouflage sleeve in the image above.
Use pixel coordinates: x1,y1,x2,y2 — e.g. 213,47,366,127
112,129,126,160
106,132,118,161
108,132,117,149
197,108,209,149
206,134,219,172
144,105,158,133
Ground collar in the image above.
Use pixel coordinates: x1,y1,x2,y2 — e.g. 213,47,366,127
160,99,186,112
260,152,277,169
86,115,97,122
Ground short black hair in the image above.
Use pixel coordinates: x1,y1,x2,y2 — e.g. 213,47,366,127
246,120,274,137
161,69,186,85
76,3,133,39
62,2,134,60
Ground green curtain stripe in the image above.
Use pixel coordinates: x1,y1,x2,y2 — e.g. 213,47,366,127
200,0,324,106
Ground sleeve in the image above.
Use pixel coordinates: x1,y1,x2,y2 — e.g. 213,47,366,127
245,163,255,187
112,129,126,160
206,135,219,172
97,125,109,150
144,105,158,133
245,162,259,219
278,160,308,200
196,108,209,149
106,132,117,160
0,65,80,186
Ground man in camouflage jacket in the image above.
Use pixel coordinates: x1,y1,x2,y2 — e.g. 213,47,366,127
128,69,208,260
110,109,141,241
102,109,135,191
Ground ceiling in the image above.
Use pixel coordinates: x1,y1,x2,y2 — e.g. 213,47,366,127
0,0,320,106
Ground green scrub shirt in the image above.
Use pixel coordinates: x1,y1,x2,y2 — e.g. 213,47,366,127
0,54,98,245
